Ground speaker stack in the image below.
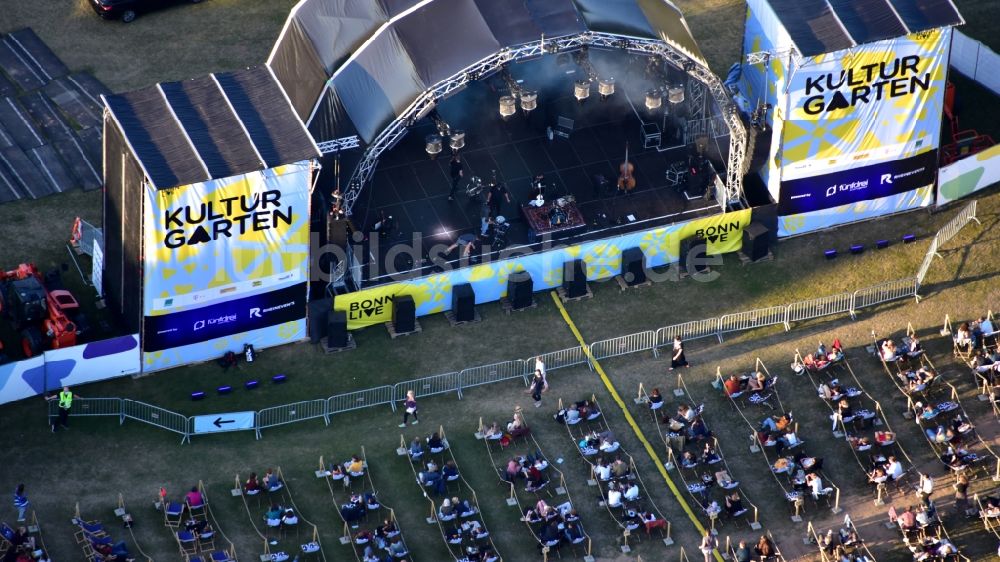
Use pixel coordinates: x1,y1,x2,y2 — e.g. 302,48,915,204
308,298,331,344
742,223,770,262
620,247,647,286
392,295,416,334
562,259,589,299
326,310,349,349
680,237,709,275
450,283,476,323
506,271,534,311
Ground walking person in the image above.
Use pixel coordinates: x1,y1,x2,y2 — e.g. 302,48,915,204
400,390,419,427
46,386,80,432
13,484,28,522
670,336,689,371
535,357,549,391
529,370,546,408
699,530,717,562
448,153,463,201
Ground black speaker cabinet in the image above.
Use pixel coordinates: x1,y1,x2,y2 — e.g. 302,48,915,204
507,270,533,310
742,223,770,262
620,247,646,285
327,310,348,348
680,237,708,274
393,295,416,333
327,217,351,248
308,298,331,344
452,283,476,322
563,259,587,298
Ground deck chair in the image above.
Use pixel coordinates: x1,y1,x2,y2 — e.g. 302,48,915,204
164,501,185,528
198,528,216,551
177,530,198,556
210,549,236,562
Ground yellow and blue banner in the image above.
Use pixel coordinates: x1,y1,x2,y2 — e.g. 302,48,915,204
141,161,312,371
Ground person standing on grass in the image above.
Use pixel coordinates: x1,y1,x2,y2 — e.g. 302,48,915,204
529,371,546,408
400,390,419,427
13,484,28,522
699,530,717,562
670,336,689,370
46,386,81,432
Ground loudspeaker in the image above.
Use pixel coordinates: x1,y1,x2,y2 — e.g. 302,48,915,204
680,237,708,274
742,223,770,262
452,283,476,322
620,247,646,285
562,259,588,298
393,295,416,333
507,271,533,310
327,217,351,248
327,310,348,348
308,298,331,344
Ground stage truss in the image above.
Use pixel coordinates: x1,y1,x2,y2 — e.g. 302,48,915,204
320,31,750,215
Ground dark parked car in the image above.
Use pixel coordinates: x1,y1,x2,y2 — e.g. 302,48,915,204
89,0,204,23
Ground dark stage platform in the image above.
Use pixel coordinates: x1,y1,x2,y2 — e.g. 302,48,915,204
343,49,730,281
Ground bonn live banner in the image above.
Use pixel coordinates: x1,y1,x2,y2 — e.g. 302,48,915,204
141,161,312,371
776,29,948,233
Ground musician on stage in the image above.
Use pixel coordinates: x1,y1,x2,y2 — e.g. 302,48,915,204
486,172,510,217
448,153,463,201
329,188,345,219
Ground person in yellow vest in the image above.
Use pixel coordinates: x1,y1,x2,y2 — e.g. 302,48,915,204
45,386,81,432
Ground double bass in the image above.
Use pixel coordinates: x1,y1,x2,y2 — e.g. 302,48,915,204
617,142,636,192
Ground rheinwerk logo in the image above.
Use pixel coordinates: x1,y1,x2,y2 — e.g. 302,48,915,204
163,190,293,249
693,219,742,244
802,55,930,115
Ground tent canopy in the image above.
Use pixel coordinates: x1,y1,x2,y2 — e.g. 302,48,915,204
767,0,963,58
268,0,707,145
103,67,319,190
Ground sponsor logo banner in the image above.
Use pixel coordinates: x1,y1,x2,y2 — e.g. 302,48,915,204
143,283,306,352
778,150,937,215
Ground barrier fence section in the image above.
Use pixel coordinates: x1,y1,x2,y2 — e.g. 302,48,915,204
46,201,981,441
951,31,1000,97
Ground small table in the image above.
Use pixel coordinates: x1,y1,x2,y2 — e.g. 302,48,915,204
521,201,586,241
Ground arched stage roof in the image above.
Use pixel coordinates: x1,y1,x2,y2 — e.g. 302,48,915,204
268,0,708,146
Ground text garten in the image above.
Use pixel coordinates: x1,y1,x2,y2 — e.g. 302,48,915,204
162,190,293,248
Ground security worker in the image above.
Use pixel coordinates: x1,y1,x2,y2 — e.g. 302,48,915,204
46,386,80,432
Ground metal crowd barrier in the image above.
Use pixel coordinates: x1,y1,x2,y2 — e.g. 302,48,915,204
532,347,588,373
589,330,657,361
936,200,978,247
256,399,329,438
121,399,191,443
853,277,918,309
393,372,462,400
916,236,939,286
459,360,527,393
786,292,855,323
718,305,788,338
46,397,122,422
327,385,396,415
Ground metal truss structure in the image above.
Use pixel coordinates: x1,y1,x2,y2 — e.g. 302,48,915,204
316,135,360,154
323,32,749,213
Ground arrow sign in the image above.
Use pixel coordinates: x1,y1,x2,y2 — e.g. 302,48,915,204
193,411,254,434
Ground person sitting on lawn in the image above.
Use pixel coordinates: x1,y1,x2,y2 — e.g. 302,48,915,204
263,468,282,492
427,432,445,453
245,473,261,495
677,404,696,424
747,372,766,393
419,461,446,495
346,455,365,476
409,438,424,462
483,421,503,440
724,374,742,397
329,463,345,481
594,458,612,481
623,482,640,502
606,482,623,508
439,498,456,521
598,430,619,453
715,469,739,489
688,416,710,441
453,497,475,517
264,504,282,526
725,491,745,516
185,486,203,508
505,458,520,482
680,450,698,469
442,460,459,481
648,388,664,410
525,465,546,492
611,457,630,479
702,442,721,464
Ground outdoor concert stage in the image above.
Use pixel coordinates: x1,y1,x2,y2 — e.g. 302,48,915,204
345,50,729,282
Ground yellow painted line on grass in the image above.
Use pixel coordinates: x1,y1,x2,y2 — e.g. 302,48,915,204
549,291,724,561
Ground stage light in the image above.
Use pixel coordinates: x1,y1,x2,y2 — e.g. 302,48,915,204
449,130,465,151
645,90,661,110
499,95,516,118
598,78,615,98
574,81,590,102
425,134,443,157
668,86,685,104
520,90,537,113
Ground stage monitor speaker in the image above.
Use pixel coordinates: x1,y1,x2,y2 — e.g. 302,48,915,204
452,283,476,323
327,217,351,248
507,271,533,310
393,295,416,333
742,223,770,262
620,247,646,285
680,237,708,274
563,259,587,298
327,310,348,348
308,298,331,344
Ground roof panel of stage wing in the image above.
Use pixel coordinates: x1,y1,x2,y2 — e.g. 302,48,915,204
214,67,320,170
159,77,263,180
768,0,855,57
887,0,963,32
473,0,585,46
394,0,501,86
827,0,907,45
268,17,331,120
294,0,387,74
103,87,209,190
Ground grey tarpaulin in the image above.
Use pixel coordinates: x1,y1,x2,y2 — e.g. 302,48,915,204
102,66,319,190
766,0,963,58
267,0,709,146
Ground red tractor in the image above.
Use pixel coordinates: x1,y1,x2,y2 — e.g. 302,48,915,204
0,263,84,357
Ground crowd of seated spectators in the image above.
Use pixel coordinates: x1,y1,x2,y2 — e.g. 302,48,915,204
502,451,550,493
793,340,845,374
0,523,47,562
355,517,408,561
521,500,587,553
553,400,602,425
70,516,135,562
815,526,870,561
660,402,710,447
756,412,801,455
576,430,619,455
438,496,494,562
417,458,459,495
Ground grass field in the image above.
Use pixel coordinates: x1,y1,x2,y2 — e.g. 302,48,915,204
2,1,1000,561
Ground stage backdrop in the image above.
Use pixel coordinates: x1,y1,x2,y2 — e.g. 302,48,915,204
335,209,752,329
141,161,312,372
771,29,949,236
